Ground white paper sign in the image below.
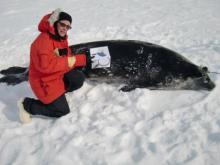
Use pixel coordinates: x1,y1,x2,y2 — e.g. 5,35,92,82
90,46,111,69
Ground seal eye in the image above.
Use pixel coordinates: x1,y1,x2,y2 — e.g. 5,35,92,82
202,66,208,72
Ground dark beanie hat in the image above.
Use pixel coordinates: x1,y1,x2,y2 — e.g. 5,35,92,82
58,12,72,24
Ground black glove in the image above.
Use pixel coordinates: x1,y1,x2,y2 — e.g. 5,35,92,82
58,48,68,56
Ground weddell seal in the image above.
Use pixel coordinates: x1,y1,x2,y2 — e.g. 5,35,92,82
0,40,215,91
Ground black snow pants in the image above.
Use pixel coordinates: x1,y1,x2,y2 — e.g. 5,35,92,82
23,70,85,118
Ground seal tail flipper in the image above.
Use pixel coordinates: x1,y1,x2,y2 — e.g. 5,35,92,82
0,66,28,85
0,66,28,75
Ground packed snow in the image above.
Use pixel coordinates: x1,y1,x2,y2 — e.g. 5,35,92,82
0,0,220,164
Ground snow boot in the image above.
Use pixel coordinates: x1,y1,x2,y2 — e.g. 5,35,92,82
17,98,32,123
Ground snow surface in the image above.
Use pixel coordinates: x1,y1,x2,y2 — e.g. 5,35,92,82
0,0,220,164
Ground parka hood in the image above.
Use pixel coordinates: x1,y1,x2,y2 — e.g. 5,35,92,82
38,13,68,41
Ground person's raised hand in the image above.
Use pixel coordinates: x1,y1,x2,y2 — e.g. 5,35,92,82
48,8,62,26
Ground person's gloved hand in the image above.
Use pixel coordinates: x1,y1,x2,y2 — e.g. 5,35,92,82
54,48,68,57
48,8,62,26
58,48,68,56
68,56,76,68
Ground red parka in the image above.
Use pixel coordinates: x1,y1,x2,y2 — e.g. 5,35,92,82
29,13,86,104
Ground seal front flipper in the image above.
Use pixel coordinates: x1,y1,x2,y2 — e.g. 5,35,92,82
120,85,137,92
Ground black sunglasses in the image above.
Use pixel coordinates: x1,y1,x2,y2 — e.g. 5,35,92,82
58,22,72,30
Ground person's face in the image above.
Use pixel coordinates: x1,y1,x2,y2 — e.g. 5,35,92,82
57,20,72,37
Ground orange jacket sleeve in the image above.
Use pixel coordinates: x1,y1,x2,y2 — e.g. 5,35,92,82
74,54,87,67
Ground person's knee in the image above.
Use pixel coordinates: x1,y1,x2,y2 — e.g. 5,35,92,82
75,73,85,88
52,94,70,117
64,70,85,92
55,107,70,117
72,71,85,86
62,107,70,116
